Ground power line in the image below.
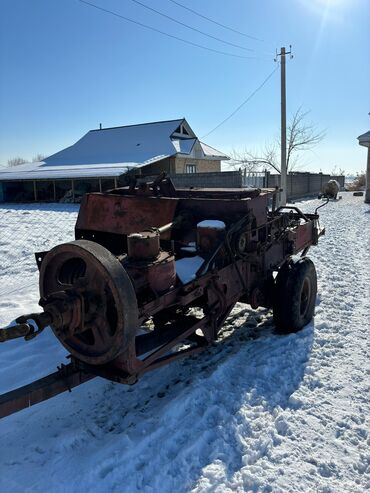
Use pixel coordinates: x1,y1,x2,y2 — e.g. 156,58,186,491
128,0,254,53
78,0,257,59
168,0,263,42
201,65,279,139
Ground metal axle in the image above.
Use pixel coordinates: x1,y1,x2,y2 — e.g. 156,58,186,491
0,311,53,343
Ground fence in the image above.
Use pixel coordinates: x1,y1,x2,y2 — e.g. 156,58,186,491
171,170,344,199
170,171,243,188
170,170,267,189
241,171,267,188
265,172,345,200
0,203,79,302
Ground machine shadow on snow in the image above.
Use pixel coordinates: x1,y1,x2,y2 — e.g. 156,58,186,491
0,307,315,493
86,308,315,435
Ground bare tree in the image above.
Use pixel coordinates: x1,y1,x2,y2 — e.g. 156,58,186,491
285,108,325,171
7,153,46,167
32,153,46,162
230,108,325,174
7,157,28,167
230,143,280,173
330,165,346,176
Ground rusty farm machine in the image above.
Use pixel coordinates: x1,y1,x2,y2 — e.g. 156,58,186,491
0,177,324,418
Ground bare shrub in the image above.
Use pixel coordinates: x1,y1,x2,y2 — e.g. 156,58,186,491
347,172,366,191
7,157,27,167
32,154,46,162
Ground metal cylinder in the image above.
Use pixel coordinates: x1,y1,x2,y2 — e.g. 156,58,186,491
196,220,226,254
127,230,160,260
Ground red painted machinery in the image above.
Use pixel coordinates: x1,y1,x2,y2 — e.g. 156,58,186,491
0,176,324,418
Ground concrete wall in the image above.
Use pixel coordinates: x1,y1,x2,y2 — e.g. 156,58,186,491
266,172,345,200
330,175,345,188
164,171,345,196
170,171,242,188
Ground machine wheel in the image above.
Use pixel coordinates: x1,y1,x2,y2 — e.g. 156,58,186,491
39,240,138,365
273,257,317,333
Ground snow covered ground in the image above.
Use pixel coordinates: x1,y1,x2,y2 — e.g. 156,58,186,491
0,194,369,492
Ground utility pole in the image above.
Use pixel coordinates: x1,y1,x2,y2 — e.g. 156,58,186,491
275,46,292,206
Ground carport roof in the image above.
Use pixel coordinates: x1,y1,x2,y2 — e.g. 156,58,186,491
0,158,166,181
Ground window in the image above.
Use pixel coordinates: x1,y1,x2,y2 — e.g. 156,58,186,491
186,164,197,174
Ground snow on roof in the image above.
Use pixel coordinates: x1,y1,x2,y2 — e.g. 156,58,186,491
0,118,229,181
200,142,229,160
45,119,185,167
358,130,370,146
0,160,166,181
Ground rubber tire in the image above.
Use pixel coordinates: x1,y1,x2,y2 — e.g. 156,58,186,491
273,257,317,333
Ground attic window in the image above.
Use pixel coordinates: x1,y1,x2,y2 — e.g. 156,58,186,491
174,124,189,136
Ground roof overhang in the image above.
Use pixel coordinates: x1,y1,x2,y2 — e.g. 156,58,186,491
0,155,170,182
199,142,230,160
358,130,370,147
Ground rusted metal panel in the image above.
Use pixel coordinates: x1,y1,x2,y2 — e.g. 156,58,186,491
76,193,178,238
291,222,314,252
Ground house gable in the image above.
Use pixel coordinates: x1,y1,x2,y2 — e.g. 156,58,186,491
171,120,196,139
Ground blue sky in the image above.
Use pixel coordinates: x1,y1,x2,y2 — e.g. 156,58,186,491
0,0,369,173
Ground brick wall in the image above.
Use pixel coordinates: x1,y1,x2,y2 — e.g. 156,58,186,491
139,157,221,175
172,157,221,174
